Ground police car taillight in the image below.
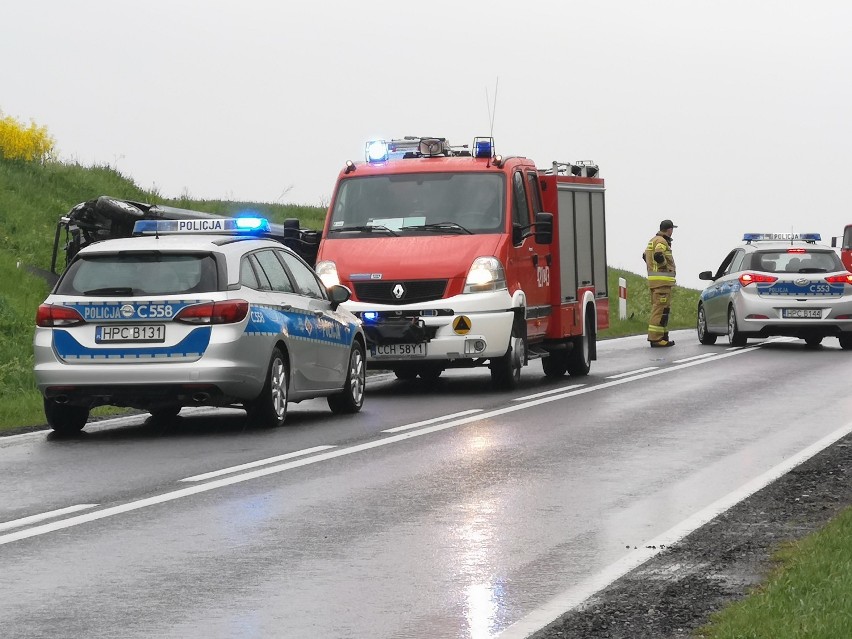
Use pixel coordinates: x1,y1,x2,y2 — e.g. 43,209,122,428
36,304,85,327
174,300,249,325
825,273,852,285
738,273,778,287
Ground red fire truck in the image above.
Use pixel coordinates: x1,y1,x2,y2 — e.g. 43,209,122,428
833,224,852,272
315,136,609,389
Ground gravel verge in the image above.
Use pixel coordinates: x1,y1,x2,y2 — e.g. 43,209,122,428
531,434,852,638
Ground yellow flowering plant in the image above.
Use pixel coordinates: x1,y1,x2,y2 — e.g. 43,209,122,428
0,110,55,163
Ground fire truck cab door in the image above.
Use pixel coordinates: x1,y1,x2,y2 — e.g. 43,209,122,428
509,169,550,339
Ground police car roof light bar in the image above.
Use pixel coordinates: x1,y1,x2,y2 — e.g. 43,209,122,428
742,232,821,244
133,218,270,236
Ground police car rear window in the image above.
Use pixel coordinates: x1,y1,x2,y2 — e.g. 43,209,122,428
753,250,843,274
56,254,219,296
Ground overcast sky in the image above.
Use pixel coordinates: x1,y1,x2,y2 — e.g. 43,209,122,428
4,1,852,289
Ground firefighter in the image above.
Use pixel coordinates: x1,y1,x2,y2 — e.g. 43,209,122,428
644,219,677,347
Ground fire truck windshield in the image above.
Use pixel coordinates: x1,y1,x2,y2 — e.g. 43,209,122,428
327,173,506,235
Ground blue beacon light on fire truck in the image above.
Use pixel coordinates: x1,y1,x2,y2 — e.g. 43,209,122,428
132,217,270,235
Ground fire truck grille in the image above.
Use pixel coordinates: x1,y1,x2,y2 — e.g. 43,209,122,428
353,280,448,305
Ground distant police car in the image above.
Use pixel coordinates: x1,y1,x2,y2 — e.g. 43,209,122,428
34,217,366,434
697,233,852,349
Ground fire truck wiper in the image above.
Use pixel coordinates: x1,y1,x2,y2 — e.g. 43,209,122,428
330,225,399,236
405,222,473,235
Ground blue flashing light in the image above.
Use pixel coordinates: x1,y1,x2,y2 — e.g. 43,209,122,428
473,137,494,158
743,232,822,242
365,140,389,163
132,217,270,236
361,311,379,322
235,217,266,231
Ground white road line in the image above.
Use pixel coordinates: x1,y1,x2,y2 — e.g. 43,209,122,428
180,445,337,482
0,504,98,532
495,419,852,639
381,409,483,433
0,345,762,547
671,353,717,364
605,367,658,379
512,385,586,401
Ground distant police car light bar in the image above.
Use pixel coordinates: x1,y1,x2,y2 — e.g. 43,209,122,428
133,218,270,235
742,232,821,242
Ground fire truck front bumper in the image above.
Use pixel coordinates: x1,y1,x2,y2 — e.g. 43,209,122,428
342,295,516,365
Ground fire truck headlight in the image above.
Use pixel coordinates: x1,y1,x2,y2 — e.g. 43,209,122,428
315,260,341,288
464,257,507,294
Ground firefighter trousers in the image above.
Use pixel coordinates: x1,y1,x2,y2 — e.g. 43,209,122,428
647,285,672,342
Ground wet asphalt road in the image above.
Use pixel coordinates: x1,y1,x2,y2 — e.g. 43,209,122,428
2,330,851,639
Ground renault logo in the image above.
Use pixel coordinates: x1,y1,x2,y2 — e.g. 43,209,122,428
392,283,405,299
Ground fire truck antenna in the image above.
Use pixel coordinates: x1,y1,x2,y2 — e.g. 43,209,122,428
485,77,499,137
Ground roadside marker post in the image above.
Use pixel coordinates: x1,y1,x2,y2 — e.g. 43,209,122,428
618,277,627,320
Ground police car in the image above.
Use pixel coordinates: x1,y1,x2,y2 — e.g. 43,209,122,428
34,217,366,434
696,233,852,349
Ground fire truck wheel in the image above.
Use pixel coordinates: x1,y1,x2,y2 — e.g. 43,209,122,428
697,304,717,345
490,332,524,390
418,364,443,382
567,309,594,376
393,365,419,381
542,351,569,377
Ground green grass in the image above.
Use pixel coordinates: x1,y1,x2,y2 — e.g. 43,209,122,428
696,508,852,638
600,265,698,339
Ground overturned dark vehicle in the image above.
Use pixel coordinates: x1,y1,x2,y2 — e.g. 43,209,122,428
50,196,321,278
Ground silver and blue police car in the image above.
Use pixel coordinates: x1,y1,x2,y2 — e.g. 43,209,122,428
697,233,852,349
34,217,366,433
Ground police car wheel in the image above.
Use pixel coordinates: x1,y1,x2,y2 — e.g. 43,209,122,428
328,342,366,414
839,334,852,350
247,347,289,428
43,398,88,434
697,304,717,345
727,306,748,347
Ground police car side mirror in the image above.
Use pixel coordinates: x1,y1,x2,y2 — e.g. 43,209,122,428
328,284,351,310
699,270,715,281
534,212,554,245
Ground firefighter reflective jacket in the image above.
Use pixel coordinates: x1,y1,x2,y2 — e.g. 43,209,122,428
644,233,676,289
